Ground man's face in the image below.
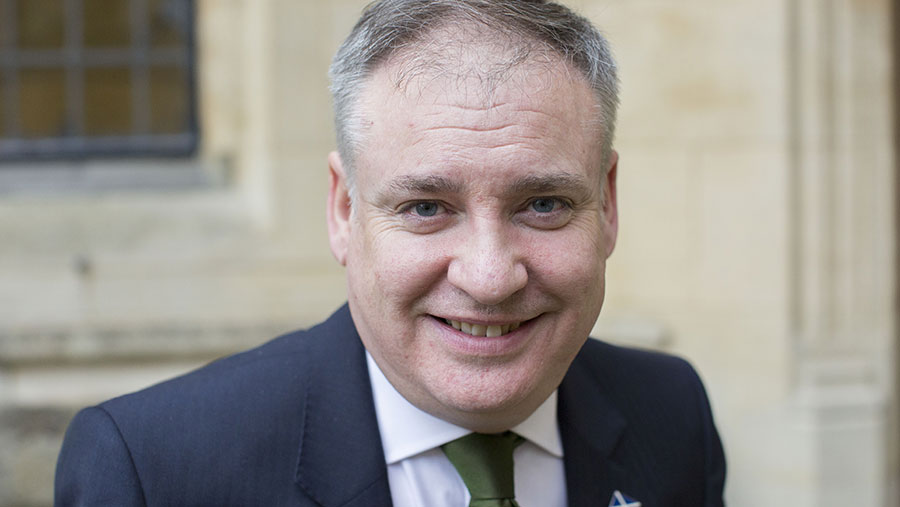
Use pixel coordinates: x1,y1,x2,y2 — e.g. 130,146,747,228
327,52,618,432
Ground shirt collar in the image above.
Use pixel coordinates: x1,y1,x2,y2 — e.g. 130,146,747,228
366,352,564,464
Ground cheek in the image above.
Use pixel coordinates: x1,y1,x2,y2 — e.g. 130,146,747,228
525,227,606,293
353,226,451,303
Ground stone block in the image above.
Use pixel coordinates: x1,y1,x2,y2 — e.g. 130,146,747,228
0,406,76,507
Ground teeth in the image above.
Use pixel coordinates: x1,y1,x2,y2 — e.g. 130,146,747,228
446,319,522,337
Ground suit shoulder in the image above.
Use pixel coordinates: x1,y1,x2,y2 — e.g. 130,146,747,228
57,305,362,505
102,305,356,412
577,338,700,383
56,406,146,506
103,327,309,412
570,338,712,420
98,305,358,430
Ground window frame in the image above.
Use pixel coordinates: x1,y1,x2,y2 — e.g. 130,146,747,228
0,0,199,161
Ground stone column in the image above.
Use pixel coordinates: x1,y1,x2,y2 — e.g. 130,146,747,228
788,0,897,504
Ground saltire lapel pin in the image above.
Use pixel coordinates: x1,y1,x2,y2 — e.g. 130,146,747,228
608,490,642,507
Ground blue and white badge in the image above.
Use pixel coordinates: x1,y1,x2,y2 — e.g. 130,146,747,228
609,490,641,507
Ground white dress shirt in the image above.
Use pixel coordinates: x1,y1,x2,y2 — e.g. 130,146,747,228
366,353,567,507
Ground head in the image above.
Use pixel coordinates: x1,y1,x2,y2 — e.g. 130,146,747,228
329,0,619,193
326,0,620,432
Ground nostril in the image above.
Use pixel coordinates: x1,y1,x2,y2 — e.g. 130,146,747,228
447,256,528,306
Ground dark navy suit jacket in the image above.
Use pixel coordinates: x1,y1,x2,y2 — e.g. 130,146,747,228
55,304,726,506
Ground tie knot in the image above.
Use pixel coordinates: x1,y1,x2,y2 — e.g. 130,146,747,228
441,431,523,506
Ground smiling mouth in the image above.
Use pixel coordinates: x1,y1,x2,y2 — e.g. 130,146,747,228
440,318,523,337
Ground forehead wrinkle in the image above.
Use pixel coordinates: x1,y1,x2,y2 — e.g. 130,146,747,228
423,123,518,134
413,105,570,141
411,89,589,135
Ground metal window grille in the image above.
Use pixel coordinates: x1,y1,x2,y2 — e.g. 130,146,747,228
0,0,197,160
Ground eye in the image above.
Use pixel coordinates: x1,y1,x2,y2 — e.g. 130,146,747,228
530,197,559,213
397,200,453,233
398,200,450,222
414,201,440,217
519,196,573,229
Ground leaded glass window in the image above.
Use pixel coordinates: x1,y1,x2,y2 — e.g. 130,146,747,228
0,0,197,160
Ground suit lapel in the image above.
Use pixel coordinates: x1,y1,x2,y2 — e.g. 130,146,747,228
292,309,637,506
294,305,393,507
558,344,629,507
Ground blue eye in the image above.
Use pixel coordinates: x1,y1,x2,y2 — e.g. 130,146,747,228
531,198,557,213
414,202,439,217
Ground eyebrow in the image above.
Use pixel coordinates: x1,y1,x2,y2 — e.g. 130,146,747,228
386,175,464,196
508,173,592,197
379,172,591,200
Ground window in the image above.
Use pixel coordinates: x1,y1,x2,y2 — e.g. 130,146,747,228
0,0,197,160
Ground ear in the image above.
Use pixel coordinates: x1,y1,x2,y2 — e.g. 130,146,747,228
601,150,619,258
327,151,352,266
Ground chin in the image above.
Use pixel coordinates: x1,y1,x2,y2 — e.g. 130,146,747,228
428,368,545,417
431,389,538,432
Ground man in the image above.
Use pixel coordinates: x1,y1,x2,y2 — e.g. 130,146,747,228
56,1,726,506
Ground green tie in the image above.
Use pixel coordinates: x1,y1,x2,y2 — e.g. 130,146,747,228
441,431,524,507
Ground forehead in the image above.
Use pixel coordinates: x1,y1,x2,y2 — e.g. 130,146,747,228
369,26,599,120
354,44,603,185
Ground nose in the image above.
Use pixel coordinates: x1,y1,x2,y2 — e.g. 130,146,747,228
447,222,528,306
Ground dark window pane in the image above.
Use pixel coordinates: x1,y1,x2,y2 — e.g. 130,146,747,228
0,4,10,49
1,0,196,159
19,68,66,137
84,68,131,135
150,66,186,134
150,0,187,48
0,72,6,137
18,0,65,49
84,0,131,48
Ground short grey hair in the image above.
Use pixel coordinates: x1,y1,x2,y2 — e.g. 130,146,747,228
329,0,619,183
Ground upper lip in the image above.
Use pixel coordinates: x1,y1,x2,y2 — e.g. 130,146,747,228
432,314,534,326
